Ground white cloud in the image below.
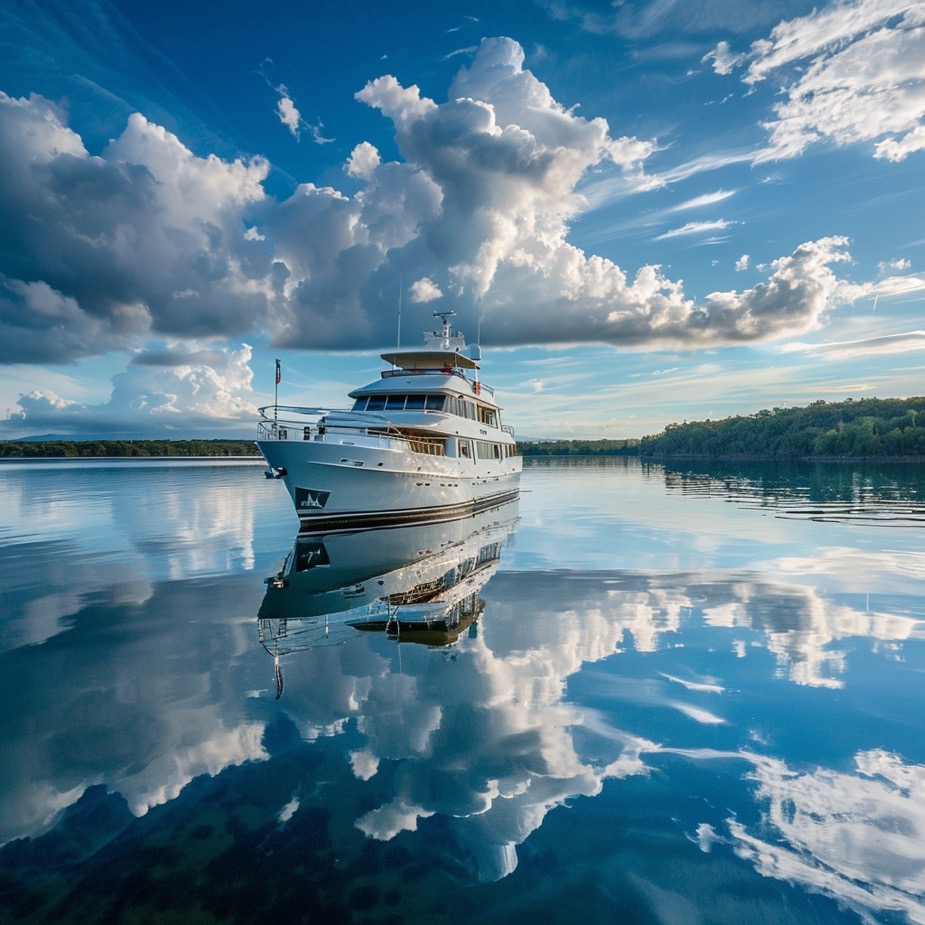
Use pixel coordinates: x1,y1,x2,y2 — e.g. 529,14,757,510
0,93,272,363
708,1,925,162
670,189,739,211
783,330,925,360
876,274,925,296
408,277,443,302
6,344,257,436
275,85,303,138
702,40,745,76
730,749,925,924
735,254,750,271
694,237,870,344
0,36,877,388
880,258,912,273
876,123,925,162
345,141,381,179
655,219,735,240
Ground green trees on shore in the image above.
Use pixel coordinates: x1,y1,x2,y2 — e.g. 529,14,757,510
637,397,925,458
0,439,260,458
3,397,923,460
519,438,639,457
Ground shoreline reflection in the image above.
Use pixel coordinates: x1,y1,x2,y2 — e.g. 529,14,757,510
657,459,925,526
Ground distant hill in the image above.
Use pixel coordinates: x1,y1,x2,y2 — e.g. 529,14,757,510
638,397,925,459
0,439,260,458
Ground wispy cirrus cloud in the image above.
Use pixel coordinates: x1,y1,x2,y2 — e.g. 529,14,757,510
669,189,739,211
705,0,925,162
729,749,925,925
782,331,925,360
655,219,736,240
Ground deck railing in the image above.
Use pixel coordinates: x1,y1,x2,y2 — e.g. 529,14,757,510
257,408,448,457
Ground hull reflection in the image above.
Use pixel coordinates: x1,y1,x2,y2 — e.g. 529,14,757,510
258,501,519,692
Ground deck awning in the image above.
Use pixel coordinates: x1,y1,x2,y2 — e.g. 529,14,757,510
380,349,480,371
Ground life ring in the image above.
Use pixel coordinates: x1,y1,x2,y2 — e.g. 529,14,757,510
474,381,481,395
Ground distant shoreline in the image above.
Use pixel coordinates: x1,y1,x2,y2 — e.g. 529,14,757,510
0,439,260,459
524,453,925,463
4,395,924,461
0,455,265,464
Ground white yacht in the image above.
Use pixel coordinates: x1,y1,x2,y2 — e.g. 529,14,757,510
257,312,521,531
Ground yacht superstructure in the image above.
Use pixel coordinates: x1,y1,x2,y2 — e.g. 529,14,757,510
257,312,521,531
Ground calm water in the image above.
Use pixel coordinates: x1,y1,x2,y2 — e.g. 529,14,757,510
1,457,924,924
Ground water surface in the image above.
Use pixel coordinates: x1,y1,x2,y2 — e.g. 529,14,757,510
1,457,923,924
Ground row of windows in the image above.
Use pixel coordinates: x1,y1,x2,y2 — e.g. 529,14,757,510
458,439,516,460
352,393,498,428
353,393,444,412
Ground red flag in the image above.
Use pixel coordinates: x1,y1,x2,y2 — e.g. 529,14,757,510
275,359,281,384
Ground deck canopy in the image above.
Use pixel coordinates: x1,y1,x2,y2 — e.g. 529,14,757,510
380,349,480,371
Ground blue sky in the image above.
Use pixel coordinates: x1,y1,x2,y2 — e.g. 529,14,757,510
1,0,923,440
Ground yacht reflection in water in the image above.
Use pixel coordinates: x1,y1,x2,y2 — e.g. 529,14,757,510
258,501,519,697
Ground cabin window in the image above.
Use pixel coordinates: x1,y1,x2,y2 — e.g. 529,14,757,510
385,395,406,410
458,439,471,459
407,436,446,456
478,406,498,427
425,395,445,411
405,394,427,410
367,396,387,411
352,397,367,411
459,399,477,420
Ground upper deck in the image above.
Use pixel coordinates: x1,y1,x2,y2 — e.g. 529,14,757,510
385,313,477,366
373,311,492,397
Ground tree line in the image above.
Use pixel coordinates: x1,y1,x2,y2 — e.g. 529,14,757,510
0,439,260,458
637,397,925,459
519,438,640,457
3,397,923,459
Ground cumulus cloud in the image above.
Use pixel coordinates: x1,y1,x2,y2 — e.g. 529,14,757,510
0,91,273,363
408,277,443,302
345,141,381,179
0,35,874,389
6,344,257,436
706,0,925,162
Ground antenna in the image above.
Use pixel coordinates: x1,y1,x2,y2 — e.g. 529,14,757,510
396,273,403,350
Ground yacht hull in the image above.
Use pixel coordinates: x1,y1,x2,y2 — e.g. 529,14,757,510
258,436,521,532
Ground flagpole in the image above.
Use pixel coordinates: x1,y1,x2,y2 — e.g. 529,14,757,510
274,358,280,421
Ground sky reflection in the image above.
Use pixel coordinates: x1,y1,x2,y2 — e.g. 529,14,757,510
1,460,924,923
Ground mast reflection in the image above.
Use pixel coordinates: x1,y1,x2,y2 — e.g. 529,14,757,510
258,501,519,696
